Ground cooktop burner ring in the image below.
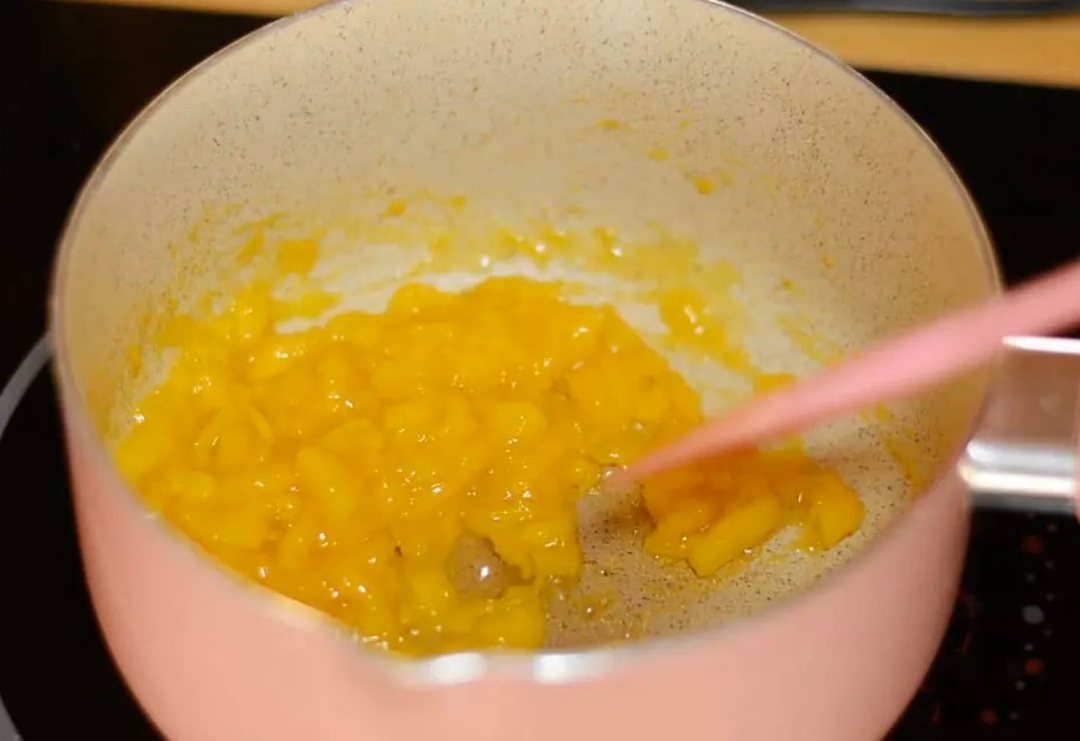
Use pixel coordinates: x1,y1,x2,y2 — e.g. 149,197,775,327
0,334,51,741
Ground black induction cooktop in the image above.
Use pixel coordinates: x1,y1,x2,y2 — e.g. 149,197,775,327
2,1,1080,739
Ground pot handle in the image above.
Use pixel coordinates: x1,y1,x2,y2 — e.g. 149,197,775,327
958,335,1080,517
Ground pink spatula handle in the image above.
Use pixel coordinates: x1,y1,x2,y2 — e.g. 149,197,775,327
623,257,1080,482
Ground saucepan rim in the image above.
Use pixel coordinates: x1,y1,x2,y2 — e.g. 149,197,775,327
47,0,1000,687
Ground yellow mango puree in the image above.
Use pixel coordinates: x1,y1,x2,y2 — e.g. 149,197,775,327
115,265,863,655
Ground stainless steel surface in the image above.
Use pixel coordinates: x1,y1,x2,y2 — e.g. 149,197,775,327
961,336,1080,516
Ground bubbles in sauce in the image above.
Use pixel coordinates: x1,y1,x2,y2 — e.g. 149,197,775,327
448,533,523,600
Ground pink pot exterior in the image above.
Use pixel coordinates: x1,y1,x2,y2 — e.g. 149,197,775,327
63,410,970,741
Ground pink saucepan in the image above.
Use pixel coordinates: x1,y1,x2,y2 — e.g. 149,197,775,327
49,1,1079,740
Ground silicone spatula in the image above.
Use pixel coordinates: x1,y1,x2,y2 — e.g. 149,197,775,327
618,257,1080,484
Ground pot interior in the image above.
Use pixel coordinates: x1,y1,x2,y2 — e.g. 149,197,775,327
54,0,997,649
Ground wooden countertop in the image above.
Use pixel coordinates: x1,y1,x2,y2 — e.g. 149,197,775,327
60,0,1080,89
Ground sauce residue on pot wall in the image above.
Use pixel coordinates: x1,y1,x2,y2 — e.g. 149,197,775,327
111,198,873,655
